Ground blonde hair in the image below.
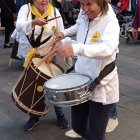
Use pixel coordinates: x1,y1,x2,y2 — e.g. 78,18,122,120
79,0,108,15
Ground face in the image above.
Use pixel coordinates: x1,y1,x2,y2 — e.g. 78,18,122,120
79,1,102,20
33,0,49,13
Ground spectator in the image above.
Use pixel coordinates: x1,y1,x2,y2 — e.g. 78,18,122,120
0,0,16,48
131,0,137,18
132,0,140,40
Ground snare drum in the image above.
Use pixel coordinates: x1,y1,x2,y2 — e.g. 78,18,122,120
11,57,64,117
44,73,91,107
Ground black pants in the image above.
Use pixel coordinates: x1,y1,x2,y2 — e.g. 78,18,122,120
4,24,15,44
72,100,114,140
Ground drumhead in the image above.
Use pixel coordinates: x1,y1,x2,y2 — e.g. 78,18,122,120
32,58,63,77
44,73,91,91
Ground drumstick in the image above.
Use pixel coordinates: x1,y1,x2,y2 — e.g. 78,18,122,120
36,48,57,67
47,62,54,77
36,38,59,67
46,16,61,22
37,37,59,55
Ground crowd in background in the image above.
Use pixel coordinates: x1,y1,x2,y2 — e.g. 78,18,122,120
0,0,139,49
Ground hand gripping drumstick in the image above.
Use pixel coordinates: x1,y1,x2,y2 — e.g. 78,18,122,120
36,37,59,67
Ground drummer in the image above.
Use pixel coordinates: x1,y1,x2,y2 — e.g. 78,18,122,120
14,0,69,131
55,0,120,140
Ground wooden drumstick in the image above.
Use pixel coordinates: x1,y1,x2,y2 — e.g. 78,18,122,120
36,37,59,67
46,62,54,77
46,16,61,22
36,48,57,67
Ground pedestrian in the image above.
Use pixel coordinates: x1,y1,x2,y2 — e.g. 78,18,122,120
0,0,17,48
55,0,120,139
15,0,69,131
132,0,140,40
131,0,137,18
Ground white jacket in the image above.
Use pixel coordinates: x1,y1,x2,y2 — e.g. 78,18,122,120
63,4,120,104
15,3,64,58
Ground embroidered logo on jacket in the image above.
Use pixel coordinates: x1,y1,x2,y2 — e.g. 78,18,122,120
52,26,56,32
91,31,101,44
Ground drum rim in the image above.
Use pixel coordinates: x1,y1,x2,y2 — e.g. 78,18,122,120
44,73,91,92
31,59,64,80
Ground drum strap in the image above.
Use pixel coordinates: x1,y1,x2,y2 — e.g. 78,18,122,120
65,65,74,74
25,6,57,48
89,61,115,92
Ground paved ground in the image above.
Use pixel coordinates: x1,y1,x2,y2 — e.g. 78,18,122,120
0,29,140,140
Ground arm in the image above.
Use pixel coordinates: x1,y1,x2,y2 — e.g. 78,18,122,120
16,4,47,35
56,18,120,60
16,4,33,34
118,0,129,13
72,20,120,59
1,0,17,20
132,0,140,29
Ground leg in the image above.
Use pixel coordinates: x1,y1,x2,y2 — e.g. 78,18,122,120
4,24,15,48
88,101,113,140
109,103,117,118
24,115,40,131
106,103,119,133
54,106,69,129
72,101,89,138
4,27,11,44
131,0,137,18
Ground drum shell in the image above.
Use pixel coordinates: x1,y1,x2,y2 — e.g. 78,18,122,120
44,74,91,107
11,60,64,117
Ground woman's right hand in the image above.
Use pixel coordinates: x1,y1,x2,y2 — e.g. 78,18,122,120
32,18,47,28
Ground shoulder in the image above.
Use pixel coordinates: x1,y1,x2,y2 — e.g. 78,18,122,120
53,7,61,16
18,3,30,14
105,4,117,21
20,3,30,11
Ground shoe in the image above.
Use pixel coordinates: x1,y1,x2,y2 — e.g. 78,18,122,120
65,129,82,138
106,118,118,133
57,114,69,129
24,117,40,131
4,43,13,48
8,42,14,46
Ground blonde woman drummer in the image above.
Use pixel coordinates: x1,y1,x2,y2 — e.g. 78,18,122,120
15,0,69,131
55,0,120,139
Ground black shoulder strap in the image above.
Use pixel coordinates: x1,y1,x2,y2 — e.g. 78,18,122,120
26,6,57,48
54,7,56,17
89,61,116,92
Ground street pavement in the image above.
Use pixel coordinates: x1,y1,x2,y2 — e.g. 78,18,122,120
0,29,140,140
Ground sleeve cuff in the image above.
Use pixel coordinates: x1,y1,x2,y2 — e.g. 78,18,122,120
72,43,82,55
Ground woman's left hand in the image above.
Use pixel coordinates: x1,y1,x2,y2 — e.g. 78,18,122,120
55,41,74,58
